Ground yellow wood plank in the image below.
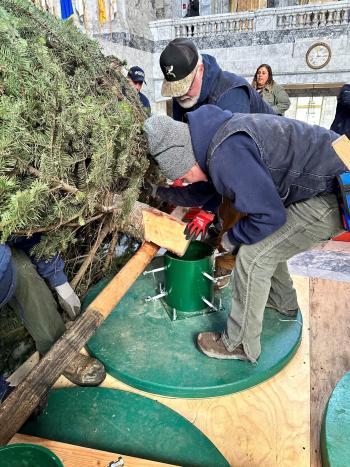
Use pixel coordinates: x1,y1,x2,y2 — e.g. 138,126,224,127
332,134,350,169
10,434,178,467
142,208,190,257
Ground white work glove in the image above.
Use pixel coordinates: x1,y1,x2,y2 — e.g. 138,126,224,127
55,282,81,320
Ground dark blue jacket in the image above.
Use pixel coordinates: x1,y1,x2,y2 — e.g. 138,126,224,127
139,92,151,112
0,235,67,308
158,105,345,246
172,54,275,122
330,84,350,138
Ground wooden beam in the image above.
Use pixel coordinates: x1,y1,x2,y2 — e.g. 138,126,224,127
332,134,350,169
0,241,161,445
10,434,178,467
143,208,190,257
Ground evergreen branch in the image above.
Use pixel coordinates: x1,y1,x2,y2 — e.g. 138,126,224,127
71,216,113,290
19,159,79,194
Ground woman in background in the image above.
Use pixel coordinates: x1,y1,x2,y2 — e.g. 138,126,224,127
252,64,290,116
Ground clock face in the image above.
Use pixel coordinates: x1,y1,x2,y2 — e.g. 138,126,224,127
306,43,331,69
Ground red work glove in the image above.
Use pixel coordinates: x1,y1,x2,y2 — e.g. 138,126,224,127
172,179,184,187
183,209,215,241
182,207,202,223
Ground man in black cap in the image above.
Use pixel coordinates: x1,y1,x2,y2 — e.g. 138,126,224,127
127,66,151,114
159,37,274,122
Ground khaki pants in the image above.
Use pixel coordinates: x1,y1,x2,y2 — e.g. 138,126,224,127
2,249,65,356
222,194,344,361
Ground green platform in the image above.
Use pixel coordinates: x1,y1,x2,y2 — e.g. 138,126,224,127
321,371,350,467
21,387,229,467
83,257,302,398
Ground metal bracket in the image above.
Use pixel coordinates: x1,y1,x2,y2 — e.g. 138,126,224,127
145,291,168,303
143,266,167,275
202,271,231,283
202,271,217,282
202,296,218,311
108,457,124,467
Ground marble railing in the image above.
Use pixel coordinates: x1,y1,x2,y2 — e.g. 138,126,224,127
150,1,350,40
173,12,255,37
276,2,349,29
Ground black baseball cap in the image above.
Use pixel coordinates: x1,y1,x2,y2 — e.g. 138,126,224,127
127,66,146,84
159,38,199,97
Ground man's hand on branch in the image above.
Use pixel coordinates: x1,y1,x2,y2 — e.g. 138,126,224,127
183,209,215,241
55,282,81,320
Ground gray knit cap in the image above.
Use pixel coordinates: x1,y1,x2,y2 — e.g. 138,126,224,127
143,115,196,180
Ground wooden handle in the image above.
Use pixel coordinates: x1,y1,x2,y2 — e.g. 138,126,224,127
88,241,159,317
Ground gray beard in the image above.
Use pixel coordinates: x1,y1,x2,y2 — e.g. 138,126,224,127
175,94,200,109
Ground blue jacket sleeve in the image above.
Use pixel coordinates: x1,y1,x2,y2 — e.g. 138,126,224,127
33,256,67,288
210,133,287,245
157,182,218,208
9,235,67,288
0,244,16,307
216,87,251,114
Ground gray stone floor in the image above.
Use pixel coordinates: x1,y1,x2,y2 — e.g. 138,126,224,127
288,240,350,282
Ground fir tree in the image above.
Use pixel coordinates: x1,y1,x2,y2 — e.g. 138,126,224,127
0,0,150,293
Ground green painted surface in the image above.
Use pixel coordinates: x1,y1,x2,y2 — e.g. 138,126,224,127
83,257,302,398
164,241,214,312
321,371,350,467
0,443,63,467
21,388,230,467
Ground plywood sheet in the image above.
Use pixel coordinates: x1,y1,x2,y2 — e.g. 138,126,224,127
56,275,311,467
309,277,350,467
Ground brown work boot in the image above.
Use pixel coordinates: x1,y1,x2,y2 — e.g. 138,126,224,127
63,353,106,386
197,332,249,360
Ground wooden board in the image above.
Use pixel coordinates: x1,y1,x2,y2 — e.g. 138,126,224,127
309,278,350,467
142,208,190,257
332,134,350,169
55,275,311,467
10,434,177,467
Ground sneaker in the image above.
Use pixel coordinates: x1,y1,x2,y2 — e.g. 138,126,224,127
197,332,249,360
63,353,106,386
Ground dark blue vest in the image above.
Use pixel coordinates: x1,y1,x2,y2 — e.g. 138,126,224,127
207,113,347,206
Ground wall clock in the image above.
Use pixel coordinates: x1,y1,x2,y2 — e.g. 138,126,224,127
306,42,331,69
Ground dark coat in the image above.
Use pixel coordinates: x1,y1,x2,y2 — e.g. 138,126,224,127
331,84,350,138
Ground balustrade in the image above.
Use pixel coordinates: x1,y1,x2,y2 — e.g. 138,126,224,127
156,1,349,40
276,3,349,30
